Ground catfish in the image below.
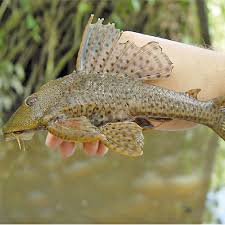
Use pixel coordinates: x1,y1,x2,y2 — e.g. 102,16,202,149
2,15,225,156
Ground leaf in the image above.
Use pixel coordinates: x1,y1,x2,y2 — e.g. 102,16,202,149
131,0,141,12
11,78,24,95
77,2,91,15
2,95,13,110
5,61,14,74
26,14,37,29
14,64,25,80
20,0,32,12
146,0,156,5
0,31,5,49
111,14,124,29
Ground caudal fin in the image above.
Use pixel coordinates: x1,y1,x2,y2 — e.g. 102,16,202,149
212,96,225,141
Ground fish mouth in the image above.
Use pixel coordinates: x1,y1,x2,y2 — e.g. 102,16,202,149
2,130,35,141
1,127,45,142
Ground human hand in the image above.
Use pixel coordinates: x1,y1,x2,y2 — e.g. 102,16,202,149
45,133,108,158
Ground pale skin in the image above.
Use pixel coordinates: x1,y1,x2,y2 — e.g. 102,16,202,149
45,31,225,158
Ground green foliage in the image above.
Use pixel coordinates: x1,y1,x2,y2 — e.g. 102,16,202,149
25,14,41,42
0,61,25,124
77,1,92,15
208,0,225,50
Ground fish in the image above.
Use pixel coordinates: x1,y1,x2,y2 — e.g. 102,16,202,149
2,15,225,157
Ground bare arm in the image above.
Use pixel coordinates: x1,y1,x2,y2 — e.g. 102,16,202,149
121,31,225,130
46,32,225,157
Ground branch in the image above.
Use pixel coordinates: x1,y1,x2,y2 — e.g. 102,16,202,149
196,0,211,47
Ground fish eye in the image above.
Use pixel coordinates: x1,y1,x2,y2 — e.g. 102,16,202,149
25,96,37,107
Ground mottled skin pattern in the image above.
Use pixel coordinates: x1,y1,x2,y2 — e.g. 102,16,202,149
43,71,221,129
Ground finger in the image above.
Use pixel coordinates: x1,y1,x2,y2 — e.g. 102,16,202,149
45,133,63,149
96,142,108,156
83,141,99,156
59,141,76,158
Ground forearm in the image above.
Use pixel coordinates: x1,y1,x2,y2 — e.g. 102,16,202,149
120,31,225,130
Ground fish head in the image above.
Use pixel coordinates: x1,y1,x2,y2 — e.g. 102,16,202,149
2,80,63,141
2,93,44,141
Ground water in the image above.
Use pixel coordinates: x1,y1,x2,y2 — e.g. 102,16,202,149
206,188,225,223
0,126,219,223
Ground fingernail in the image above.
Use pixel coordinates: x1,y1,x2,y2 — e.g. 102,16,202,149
84,141,99,156
45,133,63,149
60,142,76,158
63,147,75,158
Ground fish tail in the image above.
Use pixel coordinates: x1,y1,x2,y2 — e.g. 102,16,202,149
212,96,225,141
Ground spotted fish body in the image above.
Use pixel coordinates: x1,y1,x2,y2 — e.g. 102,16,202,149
53,72,218,129
2,15,225,157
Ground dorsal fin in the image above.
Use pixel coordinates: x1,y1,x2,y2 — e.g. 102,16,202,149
185,88,201,99
76,15,173,80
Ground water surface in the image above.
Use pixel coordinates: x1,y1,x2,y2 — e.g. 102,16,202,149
0,126,219,223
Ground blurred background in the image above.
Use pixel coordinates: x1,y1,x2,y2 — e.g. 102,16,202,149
0,0,225,223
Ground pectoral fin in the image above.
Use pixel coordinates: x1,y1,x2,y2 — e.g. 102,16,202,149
47,117,144,157
100,122,144,157
47,116,103,142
